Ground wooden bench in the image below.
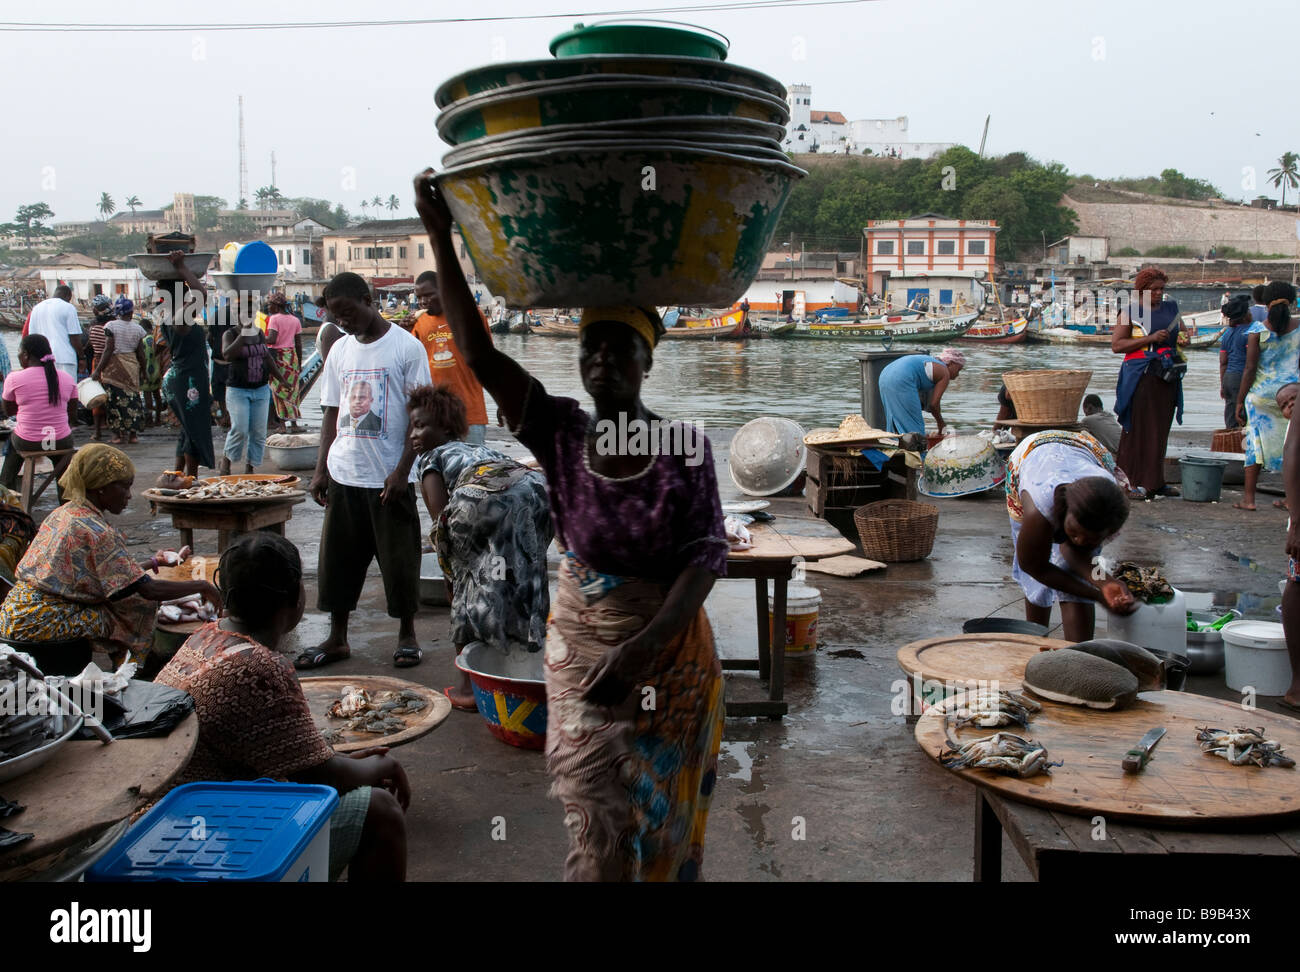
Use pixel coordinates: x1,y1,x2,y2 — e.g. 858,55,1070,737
16,446,75,512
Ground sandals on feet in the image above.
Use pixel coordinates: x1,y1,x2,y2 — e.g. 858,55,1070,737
294,647,348,670
393,645,422,668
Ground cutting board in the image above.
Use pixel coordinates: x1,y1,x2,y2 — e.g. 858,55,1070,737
300,675,451,753
915,690,1300,825
897,633,1071,687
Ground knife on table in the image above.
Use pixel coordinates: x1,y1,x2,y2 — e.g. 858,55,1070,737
1122,727,1166,774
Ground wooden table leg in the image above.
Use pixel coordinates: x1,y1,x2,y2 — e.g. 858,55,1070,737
974,789,1002,883
217,529,231,554
769,574,787,712
754,577,771,682
179,528,193,551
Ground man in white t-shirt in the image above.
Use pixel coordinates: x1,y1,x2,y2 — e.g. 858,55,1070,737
26,285,83,382
300,272,433,670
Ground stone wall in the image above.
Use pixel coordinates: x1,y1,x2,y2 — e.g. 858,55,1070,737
1065,193,1300,256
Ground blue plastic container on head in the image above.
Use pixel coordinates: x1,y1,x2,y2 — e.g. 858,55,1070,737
232,240,278,274
86,781,339,882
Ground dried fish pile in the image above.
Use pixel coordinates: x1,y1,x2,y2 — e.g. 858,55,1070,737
0,655,56,762
1196,726,1296,768
940,690,1060,777
323,685,429,741
173,480,294,500
1114,562,1174,604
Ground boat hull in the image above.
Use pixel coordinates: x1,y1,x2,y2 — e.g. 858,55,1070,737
957,317,1028,344
789,312,977,342
661,308,747,340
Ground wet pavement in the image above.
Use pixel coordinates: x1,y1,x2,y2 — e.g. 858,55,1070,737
75,420,1296,882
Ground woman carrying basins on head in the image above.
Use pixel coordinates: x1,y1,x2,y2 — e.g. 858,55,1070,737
1006,430,1137,643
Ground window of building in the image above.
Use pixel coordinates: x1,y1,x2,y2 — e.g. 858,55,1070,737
303,249,311,266
968,240,986,255
876,240,894,255
937,240,956,255
418,243,425,259
906,240,925,255
329,246,336,261
399,246,407,259
347,247,352,261
92,284,103,296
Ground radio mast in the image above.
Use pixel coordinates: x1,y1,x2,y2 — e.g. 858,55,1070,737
238,95,248,207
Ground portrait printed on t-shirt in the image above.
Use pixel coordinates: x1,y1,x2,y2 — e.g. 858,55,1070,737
338,370,387,437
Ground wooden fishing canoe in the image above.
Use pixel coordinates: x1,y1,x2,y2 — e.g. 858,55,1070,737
787,311,977,342
957,317,1028,344
660,308,747,340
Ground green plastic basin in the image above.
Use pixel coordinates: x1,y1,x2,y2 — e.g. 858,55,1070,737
550,22,728,60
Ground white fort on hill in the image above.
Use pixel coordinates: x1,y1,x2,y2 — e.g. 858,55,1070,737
783,82,955,159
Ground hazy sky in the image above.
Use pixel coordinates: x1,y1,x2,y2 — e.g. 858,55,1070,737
3,0,1296,225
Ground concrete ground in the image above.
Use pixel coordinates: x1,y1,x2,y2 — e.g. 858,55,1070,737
73,420,1296,882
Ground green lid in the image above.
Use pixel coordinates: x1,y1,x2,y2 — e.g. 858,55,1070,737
550,21,729,61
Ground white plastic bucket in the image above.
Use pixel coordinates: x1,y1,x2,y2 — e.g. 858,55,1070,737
767,581,821,655
1221,620,1292,696
76,378,107,409
1106,587,1187,657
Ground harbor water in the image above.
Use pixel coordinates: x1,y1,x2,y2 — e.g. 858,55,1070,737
10,329,1231,435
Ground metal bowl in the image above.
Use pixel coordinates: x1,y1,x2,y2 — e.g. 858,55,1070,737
0,712,84,784
437,145,804,307
129,253,214,282
436,75,790,146
435,54,785,108
209,271,279,295
728,417,807,497
419,553,449,606
961,617,1049,636
442,133,789,170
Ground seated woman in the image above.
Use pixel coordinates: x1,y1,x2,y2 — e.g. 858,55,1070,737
0,486,35,599
1006,430,1137,642
0,334,77,498
156,532,409,882
878,348,964,438
408,384,552,708
0,444,220,669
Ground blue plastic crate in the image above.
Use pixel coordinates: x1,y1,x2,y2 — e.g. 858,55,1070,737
87,781,339,882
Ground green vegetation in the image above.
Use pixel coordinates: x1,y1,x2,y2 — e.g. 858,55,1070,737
1268,152,1299,208
1217,245,1289,260
53,230,148,262
1,203,56,248
1114,247,1141,256
775,147,1077,260
1144,245,1194,257
1074,168,1221,201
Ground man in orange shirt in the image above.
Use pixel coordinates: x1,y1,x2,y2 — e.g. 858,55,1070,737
412,270,491,445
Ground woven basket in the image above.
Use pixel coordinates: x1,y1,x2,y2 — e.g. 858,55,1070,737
853,499,940,563
1002,370,1092,423
1210,427,1245,454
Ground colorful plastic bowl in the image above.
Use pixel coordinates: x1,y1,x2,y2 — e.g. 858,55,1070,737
442,133,789,170
232,239,278,273
549,21,729,60
457,642,547,750
436,144,804,307
436,75,789,146
435,54,783,108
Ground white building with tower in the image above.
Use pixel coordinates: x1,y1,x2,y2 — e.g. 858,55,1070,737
783,82,955,159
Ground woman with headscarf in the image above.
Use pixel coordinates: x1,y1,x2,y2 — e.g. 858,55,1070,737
1005,430,1136,642
265,292,304,431
1234,281,1300,511
1112,267,1184,499
416,170,728,882
877,347,965,438
89,296,147,446
85,294,115,441
0,444,222,668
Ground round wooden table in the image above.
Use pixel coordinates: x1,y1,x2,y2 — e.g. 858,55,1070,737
0,713,198,881
145,491,306,554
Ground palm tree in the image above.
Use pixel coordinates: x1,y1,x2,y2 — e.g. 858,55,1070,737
359,200,369,220
371,195,383,215
267,185,284,207
1267,151,1300,208
386,194,400,215
124,194,141,217
98,192,115,219
254,186,272,210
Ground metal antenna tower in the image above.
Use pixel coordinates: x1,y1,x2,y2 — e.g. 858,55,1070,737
238,95,248,206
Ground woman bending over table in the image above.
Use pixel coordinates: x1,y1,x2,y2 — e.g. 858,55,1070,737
1006,430,1137,642
416,170,728,882
0,444,221,667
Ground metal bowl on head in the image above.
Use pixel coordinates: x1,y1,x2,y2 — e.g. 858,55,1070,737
442,131,787,169
728,417,807,497
129,253,214,282
437,145,803,307
209,271,279,295
435,75,789,146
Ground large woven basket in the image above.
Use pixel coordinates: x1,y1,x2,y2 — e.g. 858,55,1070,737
1002,370,1092,423
853,499,940,563
1210,427,1245,454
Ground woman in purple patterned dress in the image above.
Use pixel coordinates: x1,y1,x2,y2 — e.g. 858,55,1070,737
415,171,728,882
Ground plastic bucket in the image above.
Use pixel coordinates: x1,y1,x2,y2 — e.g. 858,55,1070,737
1179,455,1227,502
767,582,820,655
76,378,107,409
1221,620,1292,696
